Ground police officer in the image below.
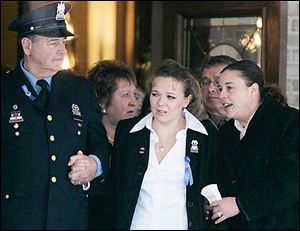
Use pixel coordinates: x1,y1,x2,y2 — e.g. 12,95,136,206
1,1,111,229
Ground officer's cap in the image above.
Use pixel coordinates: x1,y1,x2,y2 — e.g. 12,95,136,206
8,1,74,38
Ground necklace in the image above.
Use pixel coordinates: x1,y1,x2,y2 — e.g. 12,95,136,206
159,145,166,152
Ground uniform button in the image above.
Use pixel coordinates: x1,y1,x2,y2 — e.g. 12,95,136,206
13,123,19,129
86,194,89,198
77,131,81,135
188,202,194,207
51,176,57,183
5,194,10,199
231,180,237,184
15,131,20,136
47,115,53,121
49,135,55,141
51,155,57,161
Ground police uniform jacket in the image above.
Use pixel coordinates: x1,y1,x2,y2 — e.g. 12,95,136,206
111,115,219,230
1,65,111,229
217,95,299,230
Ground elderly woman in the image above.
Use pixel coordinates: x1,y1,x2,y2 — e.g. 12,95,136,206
87,59,137,144
86,59,137,229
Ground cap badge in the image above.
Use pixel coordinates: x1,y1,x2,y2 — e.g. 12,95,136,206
56,1,66,20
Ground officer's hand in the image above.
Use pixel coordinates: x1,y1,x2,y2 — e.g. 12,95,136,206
68,150,97,185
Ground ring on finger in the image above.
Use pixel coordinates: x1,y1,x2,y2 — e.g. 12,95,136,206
217,212,223,218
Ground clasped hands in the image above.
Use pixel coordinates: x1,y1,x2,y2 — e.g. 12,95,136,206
68,150,97,186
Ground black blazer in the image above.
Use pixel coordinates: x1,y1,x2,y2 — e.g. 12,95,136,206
111,116,219,230
1,66,111,229
218,95,299,230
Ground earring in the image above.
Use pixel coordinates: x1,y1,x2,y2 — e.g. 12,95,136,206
102,108,107,114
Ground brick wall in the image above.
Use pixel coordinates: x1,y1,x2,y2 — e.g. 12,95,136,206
286,1,299,108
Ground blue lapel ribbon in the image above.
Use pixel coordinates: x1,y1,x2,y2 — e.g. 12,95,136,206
21,84,36,101
184,156,193,186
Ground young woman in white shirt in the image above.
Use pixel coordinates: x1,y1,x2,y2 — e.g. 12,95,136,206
111,59,219,230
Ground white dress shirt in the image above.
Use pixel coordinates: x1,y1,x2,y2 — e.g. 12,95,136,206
129,109,207,230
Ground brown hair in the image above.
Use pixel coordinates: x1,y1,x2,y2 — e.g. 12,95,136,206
87,59,136,108
150,59,204,118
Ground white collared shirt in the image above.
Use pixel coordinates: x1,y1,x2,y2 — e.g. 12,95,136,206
234,111,256,140
129,110,207,230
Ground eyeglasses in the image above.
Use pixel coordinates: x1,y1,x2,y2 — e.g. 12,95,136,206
199,78,219,88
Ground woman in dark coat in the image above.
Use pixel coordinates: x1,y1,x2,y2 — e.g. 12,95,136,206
86,59,137,230
111,59,219,230
209,60,299,230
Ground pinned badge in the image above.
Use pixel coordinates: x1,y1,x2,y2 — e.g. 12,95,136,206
190,140,199,153
9,110,24,123
72,104,81,116
72,104,83,122
139,147,145,154
56,1,65,20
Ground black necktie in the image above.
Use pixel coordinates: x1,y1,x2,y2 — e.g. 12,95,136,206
35,79,50,111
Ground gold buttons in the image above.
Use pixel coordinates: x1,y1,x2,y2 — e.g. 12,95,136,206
47,115,53,121
51,176,57,183
30,26,35,31
77,131,81,135
15,131,20,136
5,194,10,199
51,155,57,161
49,135,55,141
